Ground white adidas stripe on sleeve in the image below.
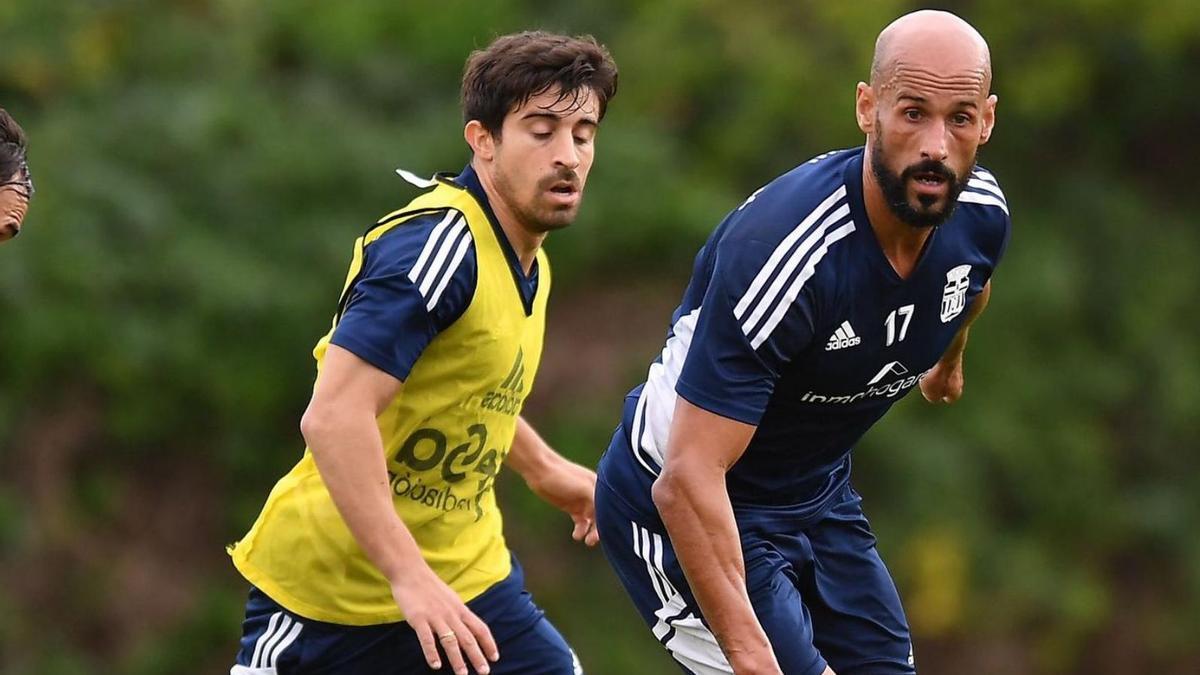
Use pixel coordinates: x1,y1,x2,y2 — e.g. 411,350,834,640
958,191,1009,215
405,211,473,311
967,177,1005,200
424,227,473,311
734,186,847,321
739,203,851,340
750,221,856,349
407,210,458,282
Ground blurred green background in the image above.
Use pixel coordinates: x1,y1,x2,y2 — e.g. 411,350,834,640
2,0,1198,673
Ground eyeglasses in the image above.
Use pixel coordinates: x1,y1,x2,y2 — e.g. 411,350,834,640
0,159,34,199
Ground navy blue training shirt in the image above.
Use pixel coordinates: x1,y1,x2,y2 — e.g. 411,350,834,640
621,147,1011,508
330,165,540,381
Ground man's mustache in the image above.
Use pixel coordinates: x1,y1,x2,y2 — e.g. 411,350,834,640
901,159,957,183
538,169,580,191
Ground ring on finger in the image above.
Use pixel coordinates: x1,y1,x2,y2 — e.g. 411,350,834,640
438,631,457,641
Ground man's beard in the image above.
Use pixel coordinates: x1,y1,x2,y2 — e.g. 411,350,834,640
870,137,972,229
495,167,581,233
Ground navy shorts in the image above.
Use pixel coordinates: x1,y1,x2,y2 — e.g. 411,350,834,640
595,430,915,675
231,557,581,674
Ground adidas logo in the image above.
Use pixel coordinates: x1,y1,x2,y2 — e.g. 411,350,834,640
825,321,861,351
498,348,526,394
481,348,526,416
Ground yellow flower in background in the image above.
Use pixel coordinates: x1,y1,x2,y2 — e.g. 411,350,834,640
904,527,968,637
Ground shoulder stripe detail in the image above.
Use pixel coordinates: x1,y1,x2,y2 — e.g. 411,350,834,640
967,178,1006,201
407,210,460,282
739,202,851,341
971,168,999,185
958,191,1010,215
406,215,474,311
734,186,848,321
415,219,468,296
750,221,856,349
425,227,473,311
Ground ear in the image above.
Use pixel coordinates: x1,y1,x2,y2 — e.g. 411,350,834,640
464,120,495,162
979,94,998,145
855,82,876,135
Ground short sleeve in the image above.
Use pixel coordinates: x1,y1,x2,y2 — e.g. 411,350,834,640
963,165,1012,270
330,210,476,381
675,235,817,425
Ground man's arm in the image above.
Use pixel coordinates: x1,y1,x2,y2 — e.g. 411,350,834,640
300,344,498,675
651,398,782,675
920,280,992,404
505,416,599,546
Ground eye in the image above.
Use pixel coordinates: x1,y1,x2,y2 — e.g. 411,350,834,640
951,113,973,126
532,131,553,140
903,108,921,122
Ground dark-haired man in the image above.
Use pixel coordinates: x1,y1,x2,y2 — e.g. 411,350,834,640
0,109,33,242
230,31,617,675
595,10,1008,675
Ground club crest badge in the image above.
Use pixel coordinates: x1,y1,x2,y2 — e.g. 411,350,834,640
940,264,972,323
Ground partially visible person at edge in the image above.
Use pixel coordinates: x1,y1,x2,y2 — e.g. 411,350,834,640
594,10,1009,675
1,108,34,242
228,31,617,675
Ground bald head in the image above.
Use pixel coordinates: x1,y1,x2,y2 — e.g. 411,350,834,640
870,10,991,92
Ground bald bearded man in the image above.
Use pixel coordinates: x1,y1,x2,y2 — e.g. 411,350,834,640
594,11,1009,675
0,109,33,242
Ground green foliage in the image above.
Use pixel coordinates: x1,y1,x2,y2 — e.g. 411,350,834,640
2,0,1199,672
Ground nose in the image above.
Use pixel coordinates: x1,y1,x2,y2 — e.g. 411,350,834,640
551,130,581,170
920,119,949,163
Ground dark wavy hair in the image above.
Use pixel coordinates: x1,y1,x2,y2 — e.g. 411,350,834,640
461,31,618,136
0,108,29,184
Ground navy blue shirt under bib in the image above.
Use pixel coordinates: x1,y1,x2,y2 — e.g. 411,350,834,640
619,147,1011,512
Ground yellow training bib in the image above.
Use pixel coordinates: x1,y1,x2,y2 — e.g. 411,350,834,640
229,178,549,625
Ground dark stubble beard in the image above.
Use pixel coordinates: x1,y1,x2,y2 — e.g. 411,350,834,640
494,165,581,234
870,132,973,229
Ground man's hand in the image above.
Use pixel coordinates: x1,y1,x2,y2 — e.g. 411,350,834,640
919,356,964,404
390,566,499,675
527,458,599,546
507,417,599,546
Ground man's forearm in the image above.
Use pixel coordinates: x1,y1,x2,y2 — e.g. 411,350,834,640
506,416,565,487
302,406,425,583
652,468,773,663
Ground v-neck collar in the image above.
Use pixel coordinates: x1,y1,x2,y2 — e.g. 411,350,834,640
843,148,938,285
438,164,540,316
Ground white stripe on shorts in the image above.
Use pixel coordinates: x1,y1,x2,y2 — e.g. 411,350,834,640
630,522,732,674
249,611,282,668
